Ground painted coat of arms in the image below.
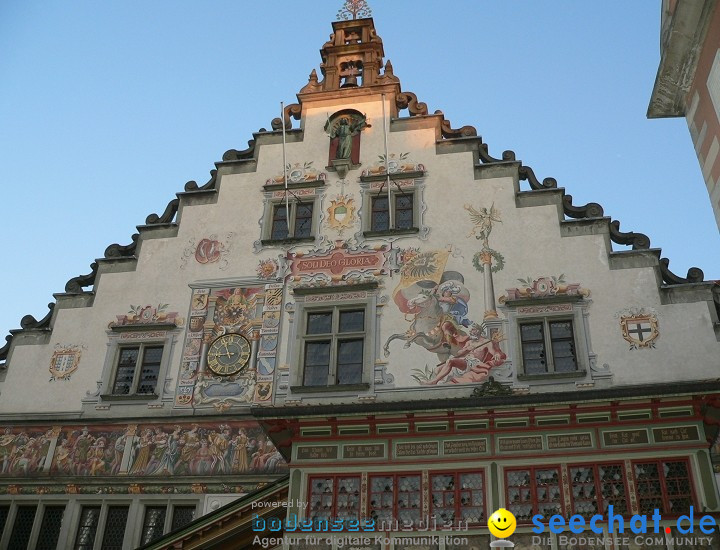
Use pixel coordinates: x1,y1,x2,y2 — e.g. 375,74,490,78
617,308,659,350
49,344,85,381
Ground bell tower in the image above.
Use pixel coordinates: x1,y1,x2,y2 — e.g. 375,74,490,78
298,1,400,97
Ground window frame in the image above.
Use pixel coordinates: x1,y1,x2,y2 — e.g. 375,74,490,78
259,185,323,247
368,472,423,525
368,191,415,233
504,465,565,524
518,317,579,376
306,474,362,523
500,299,598,385
0,500,68,550
109,343,165,397
90,327,180,407
429,469,487,526
289,289,378,394
135,501,199,548
631,458,696,517
357,174,427,242
300,306,367,388
567,461,630,518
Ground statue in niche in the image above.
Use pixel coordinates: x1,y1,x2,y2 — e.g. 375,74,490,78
325,110,369,176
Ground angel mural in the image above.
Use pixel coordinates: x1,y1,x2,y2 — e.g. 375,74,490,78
464,203,501,249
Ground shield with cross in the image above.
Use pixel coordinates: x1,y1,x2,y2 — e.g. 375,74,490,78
620,313,659,350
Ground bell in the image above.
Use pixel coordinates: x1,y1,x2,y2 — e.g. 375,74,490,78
341,74,358,87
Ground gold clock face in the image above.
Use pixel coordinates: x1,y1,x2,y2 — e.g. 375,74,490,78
206,333,251,376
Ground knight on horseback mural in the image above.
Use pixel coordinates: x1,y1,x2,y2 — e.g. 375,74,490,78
384,248,507,385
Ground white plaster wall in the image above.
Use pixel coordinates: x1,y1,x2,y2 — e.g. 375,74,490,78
1,93,718,415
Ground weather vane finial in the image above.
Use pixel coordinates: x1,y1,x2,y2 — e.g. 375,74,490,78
337,0,372,20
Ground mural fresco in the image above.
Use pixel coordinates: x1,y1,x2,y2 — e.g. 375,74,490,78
361,152,424,176
265,161,326,185
257,258,280,280
499,276,591,303
180,233,235,270
616,307,659,350
0,426,56,477
384,204,512,386
109,304,184,328
0,421,287,481
126,422,285,476
175,284,281,409
49,343,85,382
51,426,125,476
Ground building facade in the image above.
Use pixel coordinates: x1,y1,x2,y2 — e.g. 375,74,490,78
648,0,720,230
1,5,720,550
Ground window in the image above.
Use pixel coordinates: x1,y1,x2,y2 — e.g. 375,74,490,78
270,202,314,240
170,506,196,531
101,506,129,550
430,471,485,525
633,459,694,516
111,345,164,396
369,474,422,525
569,463,628,518
9,505,37,549
302,308,365,387
505,466,563,523
74,506,101,550
307,476,361,522
140,506,167,545
36,505,65,550
519,319,577,375
89,329,178,409
370,193,414,232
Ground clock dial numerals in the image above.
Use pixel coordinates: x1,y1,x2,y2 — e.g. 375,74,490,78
206,334,251,376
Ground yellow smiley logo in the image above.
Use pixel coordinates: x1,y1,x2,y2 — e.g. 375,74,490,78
487,508,517,538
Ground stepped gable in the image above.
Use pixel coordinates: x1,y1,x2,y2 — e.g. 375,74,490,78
1,11,717,369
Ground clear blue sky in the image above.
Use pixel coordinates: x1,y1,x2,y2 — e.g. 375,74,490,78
1,1,718,337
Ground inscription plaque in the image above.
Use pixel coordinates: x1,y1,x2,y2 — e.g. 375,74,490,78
395,441,439,457
443,439,487,455
652,426,699,443
602,430,649,446
296,446,338,460
547,433,593,449
498,436,543,452
343,444,385,459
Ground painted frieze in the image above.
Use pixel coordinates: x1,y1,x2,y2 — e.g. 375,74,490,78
109,304,184,328
0,426,58,477
0,421,286,481
51,425,126,476
499,275,591,303
361,152,424,177
265,161,326,185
